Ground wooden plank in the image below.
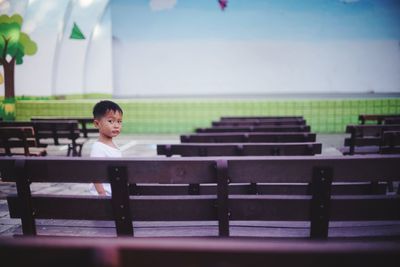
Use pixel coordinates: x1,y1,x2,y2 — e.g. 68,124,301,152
358,114,400,124
31,117,98,137
220,116,304,120
1,155,399,183
1,237,400,267
226,155,400,182
7,195,217,221
346,124,400,136
157,143,322,156
229,195,400,221
0,157,218,184
196,125,311,133
129,182,387,196
7,194,400,222
212,119,306,126
181,132,316,143
385,118,400,125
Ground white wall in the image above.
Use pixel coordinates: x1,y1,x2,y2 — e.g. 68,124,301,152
54,0,111,95
115,39,400,97
84,5,113,94
1,0,113,97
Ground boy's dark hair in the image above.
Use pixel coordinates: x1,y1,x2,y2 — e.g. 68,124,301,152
93,100,123,119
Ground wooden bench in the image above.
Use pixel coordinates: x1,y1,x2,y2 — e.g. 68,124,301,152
0,127,47,156
343,124,400,155
358,114,400,125
196,125,311,133
31,117,98,138
1,237,399,267
1,155,399,238
157,143,322,156
0,121,85,156
181,132,316,143
212,118,307,126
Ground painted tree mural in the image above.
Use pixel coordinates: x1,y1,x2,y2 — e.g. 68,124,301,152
0,14,37,99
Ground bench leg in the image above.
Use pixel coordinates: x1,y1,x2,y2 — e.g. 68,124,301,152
67,144,83,157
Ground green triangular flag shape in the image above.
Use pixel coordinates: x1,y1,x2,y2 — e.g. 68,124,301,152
70,22,85,40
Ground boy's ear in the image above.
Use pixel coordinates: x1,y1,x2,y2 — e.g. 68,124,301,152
93,119,100,129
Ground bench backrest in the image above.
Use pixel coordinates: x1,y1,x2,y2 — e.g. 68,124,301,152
196,125,311,133
31,117,98,137
1,155,399,238
0,121,81,145
0,127,37,156
157,143,322,156
380,131,400,154
385,118,400,125
359,114,400,124
181,132,316,143
32,120,81,145
212,119,306,126
346,124,400,137
344,125,400,154
220,116,304,121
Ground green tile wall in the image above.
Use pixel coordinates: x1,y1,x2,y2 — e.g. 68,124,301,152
14,98,400,134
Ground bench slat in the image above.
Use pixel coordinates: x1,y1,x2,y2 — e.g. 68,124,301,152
227,155,400,182
212,119,306,126
157,143,322,156
181,132,316,143
129,182,387,196
220,116,304,120
7,195,217,221
0,158,218,183
8,195,399,221
196,125,311,133
1,156,399,183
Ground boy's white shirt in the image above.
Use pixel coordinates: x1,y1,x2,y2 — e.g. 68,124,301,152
89,141,122,196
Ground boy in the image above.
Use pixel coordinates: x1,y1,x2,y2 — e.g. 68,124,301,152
90,100,123,196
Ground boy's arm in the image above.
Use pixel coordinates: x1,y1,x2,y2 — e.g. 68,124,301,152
91,143,108,196
94,183,107,196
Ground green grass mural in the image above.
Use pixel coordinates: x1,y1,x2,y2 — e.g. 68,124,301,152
12,98,400,134
0,98,16,120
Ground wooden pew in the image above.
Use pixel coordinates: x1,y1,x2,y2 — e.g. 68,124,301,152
1,237,399,267
1,155,399,239
358,114,400,125
0,127,47,156
31,117,98,138
0,121,85,156
157,143,322,156
212,118,307,126
196,125,311,133
343,124,400,155
181,132,316,143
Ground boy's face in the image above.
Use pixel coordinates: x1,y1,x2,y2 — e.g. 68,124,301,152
94,110,123,139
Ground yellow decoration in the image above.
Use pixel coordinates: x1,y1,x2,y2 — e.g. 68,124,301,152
4,103,15,113
0,73,3,84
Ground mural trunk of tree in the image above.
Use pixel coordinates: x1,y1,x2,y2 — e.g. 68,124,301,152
2,58,16,99
0,14,37,100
